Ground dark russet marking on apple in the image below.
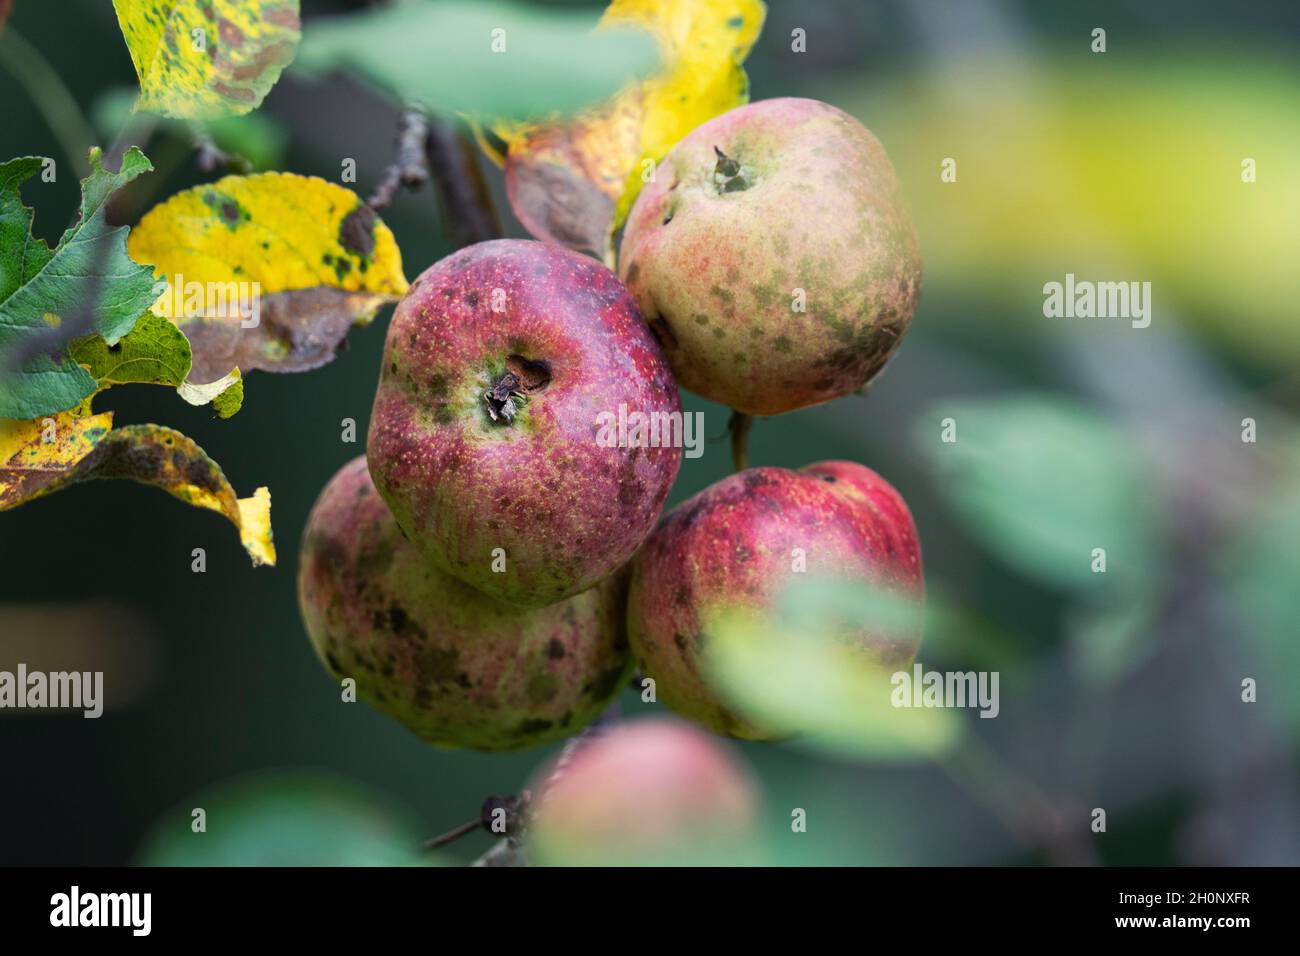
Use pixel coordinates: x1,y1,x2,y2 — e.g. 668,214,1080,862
298,457,632,751
368,239,682,608
628,460,924,741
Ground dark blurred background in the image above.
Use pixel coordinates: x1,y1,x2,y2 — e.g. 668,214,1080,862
2,0,1298,865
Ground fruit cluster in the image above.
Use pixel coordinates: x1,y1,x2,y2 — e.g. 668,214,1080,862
298,97,923,834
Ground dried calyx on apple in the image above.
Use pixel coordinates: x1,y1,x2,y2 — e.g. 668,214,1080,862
483,355,551,424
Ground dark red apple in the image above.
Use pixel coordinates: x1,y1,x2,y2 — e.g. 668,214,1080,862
527,718,759,865
627,460,924,739
368,239,682,608
298,457,632,752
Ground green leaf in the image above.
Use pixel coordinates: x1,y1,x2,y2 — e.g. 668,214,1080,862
182,367,243,418
68,313,244,418
0,147,159,419
69,312,189,388
1222,478,1300,739
92,86,290,171
294,0,660,120
704,577,963,761
134,770,432,866
913,396,1164,595
1067,596,1159,687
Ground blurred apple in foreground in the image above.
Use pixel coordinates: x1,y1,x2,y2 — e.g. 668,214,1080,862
527,719,759,866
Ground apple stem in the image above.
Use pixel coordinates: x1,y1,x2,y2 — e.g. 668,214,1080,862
424,817,483,851
425,793,530,852
728,411,753,472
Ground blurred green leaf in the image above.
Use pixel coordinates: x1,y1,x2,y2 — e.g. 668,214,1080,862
293,0,660,119
135,770,433,866
914,396,1163,595
92,87,289,171
1067,596,1159,687
704,578,963,761
1222,479,1300,737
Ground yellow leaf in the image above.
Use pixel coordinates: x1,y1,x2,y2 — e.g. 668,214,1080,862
129,173,408,380
494,0,765,258
0,413,274,567
235,485,274,567
0,406,113,506
113,0,301,119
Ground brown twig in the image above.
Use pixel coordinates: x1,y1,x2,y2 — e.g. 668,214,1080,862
191,123,250,175
424,114,501,248
425,793,530,853
368,107,430,210
458,705,621,867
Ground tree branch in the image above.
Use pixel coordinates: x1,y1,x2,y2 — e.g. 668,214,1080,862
424,114,501,248
190,122,251,175
368,106,430,211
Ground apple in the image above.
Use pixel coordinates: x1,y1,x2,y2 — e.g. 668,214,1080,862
297,457,633,752
526,718,759,865
368,238,682,608
618,97,921,416
626,460,924,739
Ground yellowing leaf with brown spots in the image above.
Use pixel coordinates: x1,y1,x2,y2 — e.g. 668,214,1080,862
113,0,301,119
0,411,275,566
0,405,114,506
128,173,408,381
492,0,765,259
